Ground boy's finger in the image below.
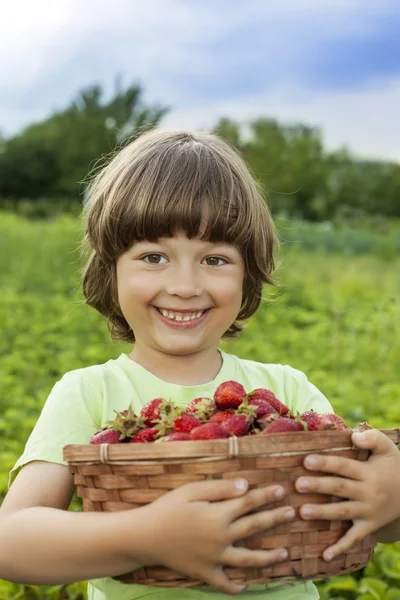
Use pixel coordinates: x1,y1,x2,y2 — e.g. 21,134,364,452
321,520,372,562
299,500,365,522
226,484,287,521
352,429,398,457
295,475,363,500
303,454,365,480
222,545,288,568
204,565,248,595
178,477,249,502
229,504,295,541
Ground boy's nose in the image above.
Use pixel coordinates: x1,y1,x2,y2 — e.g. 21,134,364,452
165,267,203,298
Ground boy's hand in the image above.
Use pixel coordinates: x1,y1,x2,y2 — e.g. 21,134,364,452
138,478,295,595
295,429,400,561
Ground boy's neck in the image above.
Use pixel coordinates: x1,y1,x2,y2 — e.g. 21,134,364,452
127,345,223,386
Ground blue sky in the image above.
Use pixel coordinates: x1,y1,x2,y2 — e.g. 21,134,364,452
1,0,400,161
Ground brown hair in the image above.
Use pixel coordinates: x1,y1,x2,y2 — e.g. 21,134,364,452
81,129,278,343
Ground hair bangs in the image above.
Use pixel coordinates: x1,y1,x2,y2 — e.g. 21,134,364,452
111,138,257,254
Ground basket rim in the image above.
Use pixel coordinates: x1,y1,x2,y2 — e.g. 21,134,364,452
63,428,400,464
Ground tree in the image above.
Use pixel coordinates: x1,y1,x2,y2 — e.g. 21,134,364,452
0,79,168,200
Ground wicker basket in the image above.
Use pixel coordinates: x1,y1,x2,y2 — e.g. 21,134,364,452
63,428,400,587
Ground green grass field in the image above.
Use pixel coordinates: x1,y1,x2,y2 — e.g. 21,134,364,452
0,212,399,599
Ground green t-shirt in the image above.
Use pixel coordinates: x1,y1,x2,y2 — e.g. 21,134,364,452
9,350,334,600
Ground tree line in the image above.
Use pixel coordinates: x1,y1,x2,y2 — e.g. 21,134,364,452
0,81,399,221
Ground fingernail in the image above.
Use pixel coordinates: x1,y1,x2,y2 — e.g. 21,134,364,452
275,486,285,498
234,478,248,492
285,508,295,519
302,507,315,518
279,549,288,559
305,456,318,467
325,552,334,561
353,433,366,442
297,478,310,490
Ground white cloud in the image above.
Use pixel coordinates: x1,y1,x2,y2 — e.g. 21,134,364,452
162,78,400,162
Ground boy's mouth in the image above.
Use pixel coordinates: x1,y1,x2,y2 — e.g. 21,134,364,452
154,307,209,322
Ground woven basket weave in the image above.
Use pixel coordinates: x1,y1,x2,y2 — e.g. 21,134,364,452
63,428,400,587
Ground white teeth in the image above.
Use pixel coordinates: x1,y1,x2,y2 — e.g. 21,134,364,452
158,308,205,321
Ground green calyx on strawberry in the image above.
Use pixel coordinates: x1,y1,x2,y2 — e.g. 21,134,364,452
90,404,143,443
214,380,246,410
108,404,143,439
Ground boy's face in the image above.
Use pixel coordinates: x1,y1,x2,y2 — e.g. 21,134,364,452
116,231,244,359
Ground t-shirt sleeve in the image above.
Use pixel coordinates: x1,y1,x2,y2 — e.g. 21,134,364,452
8,372,101,490
283,365,335,416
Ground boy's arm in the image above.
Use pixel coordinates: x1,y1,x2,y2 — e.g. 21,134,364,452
0,506,144,585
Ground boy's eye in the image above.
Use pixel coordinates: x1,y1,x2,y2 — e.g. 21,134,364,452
204,256,226,266
142,254,166,264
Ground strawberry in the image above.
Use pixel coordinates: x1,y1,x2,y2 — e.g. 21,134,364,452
174,413,202,434
108,404,143,439
90,427,123,444
140,398,175,427
214,381,246,410
165,432,192,442
221,414,250,437
247,388,289,416
319,413,350,431
262,417,305,434
191,423,230,441
130,427,160,443
246,398,277,420
300,410,326,431
185,397,216,420
209,411,234,424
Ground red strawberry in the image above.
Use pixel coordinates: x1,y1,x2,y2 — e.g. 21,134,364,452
262,417,305,434
174,413,201,434
209,411,234,424
165,432,191,442
221,414,250,437
90,427,123,444
185,397,216,420
248,388,289,416
130,427,160,443
191,423,230,441
300,410,326,431
246,399,277,420
319,413,350,431
214,381,246,410
140,398,175,426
